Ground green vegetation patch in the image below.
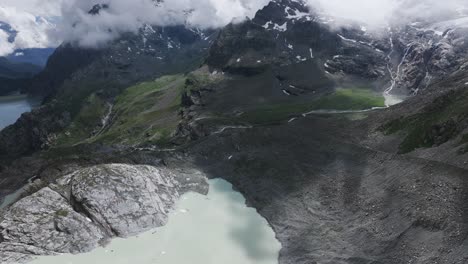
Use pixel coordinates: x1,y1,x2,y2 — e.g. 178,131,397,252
185,71,213,92
56,209,69,217
459,134,468,154
53,68,223,148
381,89,468,154
313,89,385,110
241,88,385,124
55,93,109,146
95,75,186,146
462,134,468,144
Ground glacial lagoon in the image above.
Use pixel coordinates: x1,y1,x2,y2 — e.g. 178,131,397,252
30,179,281,264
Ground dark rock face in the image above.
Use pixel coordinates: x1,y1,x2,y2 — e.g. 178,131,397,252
88,4,110,15
27,45,102,97
384,23,468,94
0,21,17,43
0,103,71,159
207,0,388,88
208,0,338,70
208,0,468,95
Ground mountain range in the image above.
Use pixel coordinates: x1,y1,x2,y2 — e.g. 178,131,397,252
0,1,467,263
0,18,57,95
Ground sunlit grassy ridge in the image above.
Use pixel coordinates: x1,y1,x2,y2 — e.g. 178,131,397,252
54,70,221,148
54,93,108,146
314,89,385,110
95,75,186,145
241,88,385,124
381,88,468,153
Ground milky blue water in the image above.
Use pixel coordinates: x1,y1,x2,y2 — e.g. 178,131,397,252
30,179,281,264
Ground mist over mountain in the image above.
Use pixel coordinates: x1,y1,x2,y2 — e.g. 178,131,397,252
0,6,59,56
3,0,468,52
307,0,468,30
54,0,270,47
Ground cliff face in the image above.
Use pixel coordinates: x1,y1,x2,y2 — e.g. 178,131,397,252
0,103,72,159
206,0,387,82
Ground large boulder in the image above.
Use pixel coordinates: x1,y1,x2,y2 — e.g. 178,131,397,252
0,163,208,263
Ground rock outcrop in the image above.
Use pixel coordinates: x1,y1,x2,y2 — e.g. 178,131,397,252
0,164,208,264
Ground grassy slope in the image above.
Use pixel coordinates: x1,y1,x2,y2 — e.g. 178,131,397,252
54,93,108,146
381,88,468,153
240,88,385,124
95,75,185,146
54,70,221,148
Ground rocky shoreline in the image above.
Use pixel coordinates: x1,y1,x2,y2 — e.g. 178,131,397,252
0,164,208,264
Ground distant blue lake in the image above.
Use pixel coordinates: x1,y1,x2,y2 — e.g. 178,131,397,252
0,95,41,130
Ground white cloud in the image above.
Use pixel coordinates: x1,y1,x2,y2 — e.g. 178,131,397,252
55,0,270,47
0,30,15,56
1,0,63,16
56,0,468,48
3,0,468,54
306,0,468,30
0,0,62,56
0,6,59,56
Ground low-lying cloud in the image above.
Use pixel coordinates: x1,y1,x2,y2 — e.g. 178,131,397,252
0,5,59,56
3,0,468,55
55,0,270,47
306,0,468,30
57,0,468,48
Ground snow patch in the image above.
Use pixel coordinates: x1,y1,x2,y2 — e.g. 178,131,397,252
337,34,357,43
263,21,288,32
296,55,307,61
285,6,311,20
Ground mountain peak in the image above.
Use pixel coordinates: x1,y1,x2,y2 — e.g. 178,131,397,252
88,4,110,15
0,21,17,43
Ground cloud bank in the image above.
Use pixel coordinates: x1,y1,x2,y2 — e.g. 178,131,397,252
1,0,63,17
306,0,468,29
3,0,468,55
0,5,59,56
55,0,270,47
57,0,468,48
